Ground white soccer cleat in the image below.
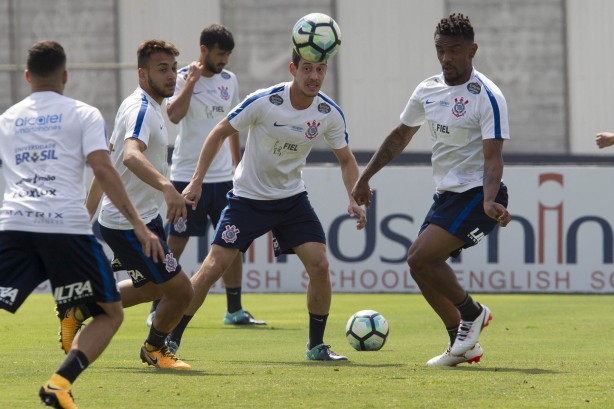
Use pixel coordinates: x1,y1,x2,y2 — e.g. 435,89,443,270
450,304,492,356
427,343,483,367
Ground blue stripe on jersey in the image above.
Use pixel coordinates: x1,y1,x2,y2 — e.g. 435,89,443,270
318,92,349,144
133,92,149,138
475,74,502,139
88,236,114,301
228,85,286,121
450,191,484,234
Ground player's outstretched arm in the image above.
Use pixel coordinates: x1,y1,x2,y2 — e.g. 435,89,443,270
87,149,165,262
333,146,367,230
352,124,420,208
184,117,238,207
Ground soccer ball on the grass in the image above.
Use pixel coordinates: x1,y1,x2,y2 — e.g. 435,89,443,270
345,310,389,351
292,13,342,62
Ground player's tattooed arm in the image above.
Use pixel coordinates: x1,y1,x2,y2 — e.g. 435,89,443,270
362,124,419,181
352,124,420,207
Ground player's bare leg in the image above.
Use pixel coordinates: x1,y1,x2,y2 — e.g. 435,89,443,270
296,242,347,361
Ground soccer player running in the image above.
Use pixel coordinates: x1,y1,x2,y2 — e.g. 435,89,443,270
0,40,164,408
87,40,195,370
174,48,366,360
352,13,512,366
147,25,266,349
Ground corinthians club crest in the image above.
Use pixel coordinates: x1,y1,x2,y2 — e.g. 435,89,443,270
452,97,469,118
305,120,320,139
221,224,240,243
218,85,230,101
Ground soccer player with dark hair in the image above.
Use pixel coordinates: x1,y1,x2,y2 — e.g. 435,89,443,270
353,13,512,366
86,39,195,370
146,25,266,352
173,46,366,361
0,40,164,408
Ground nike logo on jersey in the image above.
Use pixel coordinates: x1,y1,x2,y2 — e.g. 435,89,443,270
425,100,436,104
273,122,287,127
192,91,202,95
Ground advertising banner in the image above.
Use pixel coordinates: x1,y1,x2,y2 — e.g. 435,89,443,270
31,166,614,294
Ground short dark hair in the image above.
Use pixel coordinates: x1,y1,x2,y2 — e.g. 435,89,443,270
27,40,66,77
435,13,474,42
292,49,301,67
137,39,180,68
291,49,328,67
200,24,234,51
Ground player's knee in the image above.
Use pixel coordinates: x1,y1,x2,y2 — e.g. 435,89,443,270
169,272,194,307
305,258,330,281
407,251,428,277
90,301,123,321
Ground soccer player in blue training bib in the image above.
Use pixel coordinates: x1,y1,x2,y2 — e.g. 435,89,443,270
172,48,367,361
146,25,266,344
353,13,512,367
0,40,164,408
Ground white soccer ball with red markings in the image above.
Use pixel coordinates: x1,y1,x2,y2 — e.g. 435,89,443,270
346,310,389,351
292,13,342,62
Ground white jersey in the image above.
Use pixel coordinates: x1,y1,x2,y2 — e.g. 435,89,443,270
0,91,108,234
169,68,239,183
98,88,168,229
228,82,348,200
400,69,509,193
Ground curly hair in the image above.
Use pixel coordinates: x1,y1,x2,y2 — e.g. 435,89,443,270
435,13,474,42
137,39,180,68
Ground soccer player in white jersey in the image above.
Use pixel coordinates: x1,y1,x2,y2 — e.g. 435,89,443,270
173,49,367,361
0,40,164,409
353,13,512,367
147,25,266,349
86,40,195,370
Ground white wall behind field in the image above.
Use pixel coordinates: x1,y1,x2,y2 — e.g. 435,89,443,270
0,0,612,155
111,0,614,155
335,0,443,152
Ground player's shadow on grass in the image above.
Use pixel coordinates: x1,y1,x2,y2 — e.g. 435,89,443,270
229,360,405,368
109,367,215,376
452,366,558,374
188,324,297,331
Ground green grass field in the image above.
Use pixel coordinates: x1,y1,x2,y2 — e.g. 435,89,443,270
2,293,613,408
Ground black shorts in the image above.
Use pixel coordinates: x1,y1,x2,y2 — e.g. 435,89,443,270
419,183,509,249
168,180,232,237
0,231,120,313
99,215,182,287
213,191,326,256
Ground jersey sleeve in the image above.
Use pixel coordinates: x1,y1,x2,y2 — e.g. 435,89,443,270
324,109,349,150
479,88,510,140
228,93,260,133
124,101,152,146
80,105,110,157
400,84,425,127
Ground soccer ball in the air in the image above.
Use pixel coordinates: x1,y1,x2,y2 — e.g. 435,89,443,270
292,13,342,62
345,310,389,351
